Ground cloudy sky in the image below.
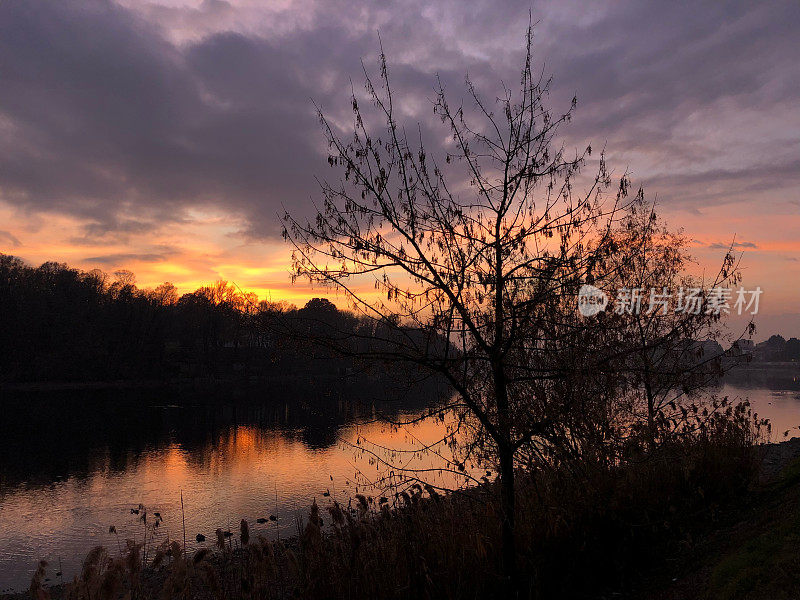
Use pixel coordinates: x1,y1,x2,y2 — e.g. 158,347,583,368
0,0,798,335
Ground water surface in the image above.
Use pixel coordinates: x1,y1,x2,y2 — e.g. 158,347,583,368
0,384,454,591
1,366,798,591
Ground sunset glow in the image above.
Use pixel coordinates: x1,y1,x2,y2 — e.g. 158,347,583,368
0,0,798,327
2,2,800,594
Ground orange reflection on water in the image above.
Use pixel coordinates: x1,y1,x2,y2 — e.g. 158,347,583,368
0,413,458,591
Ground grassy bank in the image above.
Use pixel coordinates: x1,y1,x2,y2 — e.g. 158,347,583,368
646,439,800,600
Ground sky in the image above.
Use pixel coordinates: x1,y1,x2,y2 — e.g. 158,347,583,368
0,0,798,338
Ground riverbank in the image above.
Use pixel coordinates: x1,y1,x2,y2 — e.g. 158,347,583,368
4,436,797,600
643,437,800,599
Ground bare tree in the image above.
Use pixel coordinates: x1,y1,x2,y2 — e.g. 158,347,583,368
283,28,641,589
599,198,753,452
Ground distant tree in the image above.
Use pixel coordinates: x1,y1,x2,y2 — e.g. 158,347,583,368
599,199,747,451
759,334,787,361
152,282,179,306
301,297,338,316
784,337,800,361
113,269,136,286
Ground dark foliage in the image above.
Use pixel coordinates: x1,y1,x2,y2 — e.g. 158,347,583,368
0,253,438,385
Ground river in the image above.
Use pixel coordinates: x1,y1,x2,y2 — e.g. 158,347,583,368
0,365,798,591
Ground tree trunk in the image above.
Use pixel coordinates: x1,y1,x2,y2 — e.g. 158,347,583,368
499,444,518,596
646,385,656,452
638,322,657,452
493,342,517,593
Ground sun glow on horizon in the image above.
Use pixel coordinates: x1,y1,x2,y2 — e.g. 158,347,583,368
2,198,800,314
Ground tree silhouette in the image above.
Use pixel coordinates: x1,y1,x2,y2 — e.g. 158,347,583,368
593,199,751,452
283,28,641,589
0,255,395,386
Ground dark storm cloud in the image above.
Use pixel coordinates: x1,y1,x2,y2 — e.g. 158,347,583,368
0,0,797,240
83,252,173,264
708,241,758,250
0,0,327,236
642,159,800,208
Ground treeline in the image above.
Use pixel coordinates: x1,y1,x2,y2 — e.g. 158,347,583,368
751,334,800,362
0,254,426,385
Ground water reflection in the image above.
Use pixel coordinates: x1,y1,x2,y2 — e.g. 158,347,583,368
719,363,800,439
0,385,452,591
0,367,798,591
